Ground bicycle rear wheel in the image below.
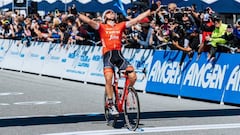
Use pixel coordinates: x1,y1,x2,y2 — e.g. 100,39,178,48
104,86,118,127
124,86,140,131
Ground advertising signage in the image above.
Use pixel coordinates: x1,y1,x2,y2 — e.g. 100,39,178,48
14,0,27,7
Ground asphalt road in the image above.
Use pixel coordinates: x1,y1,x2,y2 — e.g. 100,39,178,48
0,69,240,135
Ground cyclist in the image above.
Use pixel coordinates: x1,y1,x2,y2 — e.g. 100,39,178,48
78,5,159,115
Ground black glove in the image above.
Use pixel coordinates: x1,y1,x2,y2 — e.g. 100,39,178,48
150,3,158,12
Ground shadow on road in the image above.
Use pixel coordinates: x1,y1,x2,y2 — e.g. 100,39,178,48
1,108,240,127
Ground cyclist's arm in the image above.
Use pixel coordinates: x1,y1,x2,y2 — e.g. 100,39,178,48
126,4,159,28
126,10,151,28
78,14,99,30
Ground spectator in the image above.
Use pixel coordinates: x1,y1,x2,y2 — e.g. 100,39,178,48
17,23,32,47
179,26,200,66
167,3,177,19
186,26,200,56
71,4,78,15
168,3,183,24
47,23,62,43
125,23,142,48
197,12,215,59
232,19,240,52
0,19,13,38
206,16,227,61
133,22,153,49
149,19,170,49
169,21,192,52
156,7,168,25
126,8,133,20
11,16,24,40
221,24,235,52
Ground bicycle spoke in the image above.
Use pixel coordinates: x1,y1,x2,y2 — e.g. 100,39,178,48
124,87,140,131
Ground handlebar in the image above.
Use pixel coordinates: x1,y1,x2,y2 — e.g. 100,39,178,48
116,67,147,81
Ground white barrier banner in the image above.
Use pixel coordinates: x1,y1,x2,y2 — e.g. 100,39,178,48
1,40,25,71
41,43,67,77
122,48,154,91
0,39,151,91
86,46,105,84
21,41,48,74
62,45,92,81
0,39,12,66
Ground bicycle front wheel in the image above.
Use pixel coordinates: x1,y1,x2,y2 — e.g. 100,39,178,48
124,86,140,131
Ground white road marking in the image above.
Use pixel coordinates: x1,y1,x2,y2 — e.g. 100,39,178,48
0,92,24,96
42,123,240,135
14,101,61,105
0,103,10,106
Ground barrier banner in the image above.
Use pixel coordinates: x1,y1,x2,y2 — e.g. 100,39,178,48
41,43,67,77
21,41,48,74
221,54,240,104
0,39,12,66
146,50,183,96
146,50,240,103
62,45,92,81
122,48,154,91
1,40,25,71
180,52,227,102
85,46,105,84
0,39,239,104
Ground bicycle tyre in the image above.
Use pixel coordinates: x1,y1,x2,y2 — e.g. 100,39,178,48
104,85,118,127
124,86,140,131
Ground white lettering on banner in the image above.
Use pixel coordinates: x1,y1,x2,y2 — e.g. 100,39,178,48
148,60,181,84
149,60,228,89
183,63,227,89
226,65,240,91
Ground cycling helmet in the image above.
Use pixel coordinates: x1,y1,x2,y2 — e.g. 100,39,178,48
102,9,116,23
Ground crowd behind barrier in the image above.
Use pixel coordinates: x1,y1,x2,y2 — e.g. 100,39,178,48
0,1,239,56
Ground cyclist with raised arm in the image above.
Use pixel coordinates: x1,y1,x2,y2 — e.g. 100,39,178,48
78,5,159,115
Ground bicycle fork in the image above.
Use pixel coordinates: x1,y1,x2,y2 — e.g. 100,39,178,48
115,79,130,113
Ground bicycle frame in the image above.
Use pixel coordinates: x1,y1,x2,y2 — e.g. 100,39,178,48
113,70,130,113
105,68,142,130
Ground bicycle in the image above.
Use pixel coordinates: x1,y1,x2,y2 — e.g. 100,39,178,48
104,68,146,131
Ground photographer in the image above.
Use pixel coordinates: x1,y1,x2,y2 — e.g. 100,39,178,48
169,21,192,52
132,21,154,49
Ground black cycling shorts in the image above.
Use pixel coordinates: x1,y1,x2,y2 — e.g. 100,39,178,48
103,50,131,71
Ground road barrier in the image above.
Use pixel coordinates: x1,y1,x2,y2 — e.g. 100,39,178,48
0,39,239,105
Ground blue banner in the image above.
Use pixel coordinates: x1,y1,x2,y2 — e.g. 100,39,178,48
146,50,183,96
146,50,240,103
